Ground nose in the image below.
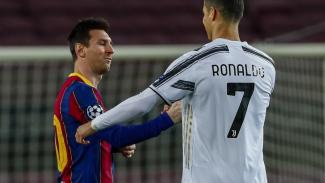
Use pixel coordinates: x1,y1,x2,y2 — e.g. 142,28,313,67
106,44,115,54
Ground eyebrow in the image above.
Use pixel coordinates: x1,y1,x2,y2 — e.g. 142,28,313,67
98,38,113,44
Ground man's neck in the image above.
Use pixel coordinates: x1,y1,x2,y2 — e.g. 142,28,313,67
74,63,101,88
211,22,240,41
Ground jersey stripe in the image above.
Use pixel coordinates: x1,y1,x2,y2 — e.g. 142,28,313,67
171,80,195,91
70,92,89,124
242,46,275,67
153,45,229,88
92,88,113,183
183,104,193,169
61,83,80,183
56,81,75,183
54,115,69,173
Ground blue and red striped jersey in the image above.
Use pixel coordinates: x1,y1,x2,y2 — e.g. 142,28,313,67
53,73,113,183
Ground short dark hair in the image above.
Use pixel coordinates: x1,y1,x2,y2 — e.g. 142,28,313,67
204,0,244,22
67,18,110,61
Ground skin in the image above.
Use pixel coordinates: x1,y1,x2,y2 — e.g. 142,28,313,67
74,29,114,88
75,0,241,144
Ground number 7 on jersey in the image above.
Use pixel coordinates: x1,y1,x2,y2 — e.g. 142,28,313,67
227,83,255,138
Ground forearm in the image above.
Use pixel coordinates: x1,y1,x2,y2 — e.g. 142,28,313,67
91,88,162,130
99,112,174,148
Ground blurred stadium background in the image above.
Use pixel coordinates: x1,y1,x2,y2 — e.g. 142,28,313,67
0,0,324,182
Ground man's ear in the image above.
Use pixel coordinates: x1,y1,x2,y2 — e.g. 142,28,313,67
209,7,219,21
75,43,86,59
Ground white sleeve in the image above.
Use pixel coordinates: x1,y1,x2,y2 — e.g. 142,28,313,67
91,88,163,130
149,54,198,105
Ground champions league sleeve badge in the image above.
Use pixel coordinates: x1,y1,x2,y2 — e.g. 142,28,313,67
86,104,104,119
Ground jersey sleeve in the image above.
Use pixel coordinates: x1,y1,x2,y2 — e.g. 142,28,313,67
149,51,198,105
92,112,174,148
91,88,163,130
71,83,104,123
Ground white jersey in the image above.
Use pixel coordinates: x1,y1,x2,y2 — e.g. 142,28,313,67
150,38,276,183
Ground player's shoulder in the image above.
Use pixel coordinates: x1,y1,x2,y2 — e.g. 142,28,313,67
242,44,275,69
165,42,229,73
68,79,95,97
57,77,87,95
186,41,229,58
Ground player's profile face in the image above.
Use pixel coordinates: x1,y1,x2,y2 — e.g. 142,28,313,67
86,29,114,75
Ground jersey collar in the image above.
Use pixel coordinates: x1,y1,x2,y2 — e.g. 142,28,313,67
68,72,94,88
210,38,248,46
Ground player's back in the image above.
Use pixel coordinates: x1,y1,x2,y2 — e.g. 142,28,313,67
181,39,275,183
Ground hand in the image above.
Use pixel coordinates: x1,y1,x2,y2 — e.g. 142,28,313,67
162,104,170,113
166,101,182,123
119,144,136,158
75,122,96,144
